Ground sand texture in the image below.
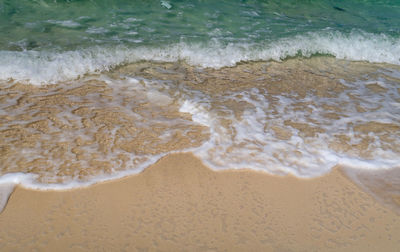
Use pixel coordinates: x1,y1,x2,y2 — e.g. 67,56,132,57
0,153,399,251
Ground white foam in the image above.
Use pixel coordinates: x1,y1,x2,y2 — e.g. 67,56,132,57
86,27,110,34
47,20,81,28
0,173,34,213
146,90,173,106
0,154,165,197
0,184,14,213
0,75,209,192
179,100,212,127
179,76,400,177
1,30,399,85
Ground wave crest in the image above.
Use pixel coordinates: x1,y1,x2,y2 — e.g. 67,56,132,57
1,30,399,85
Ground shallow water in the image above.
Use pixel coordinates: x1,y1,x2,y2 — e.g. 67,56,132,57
1,57,399,189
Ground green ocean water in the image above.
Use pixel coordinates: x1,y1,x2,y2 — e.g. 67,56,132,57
1,0,400,51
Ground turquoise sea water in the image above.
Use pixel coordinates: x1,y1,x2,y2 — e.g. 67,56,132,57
1,0,400,83
2,0,400,48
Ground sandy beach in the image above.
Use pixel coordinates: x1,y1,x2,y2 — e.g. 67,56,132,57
1,1,400,251
1,153,399,251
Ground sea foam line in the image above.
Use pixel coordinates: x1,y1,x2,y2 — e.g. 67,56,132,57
0,30,399,85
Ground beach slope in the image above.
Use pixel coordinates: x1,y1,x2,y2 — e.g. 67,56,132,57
0,153,399,251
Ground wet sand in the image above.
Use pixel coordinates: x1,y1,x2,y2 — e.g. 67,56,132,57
0,153,399,251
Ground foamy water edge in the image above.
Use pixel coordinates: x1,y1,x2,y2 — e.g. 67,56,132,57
1,30,400,85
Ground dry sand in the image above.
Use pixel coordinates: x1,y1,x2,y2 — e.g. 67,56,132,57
0,153,399,251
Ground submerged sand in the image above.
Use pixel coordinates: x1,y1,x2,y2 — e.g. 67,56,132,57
0,153,399,251
2,58,400,185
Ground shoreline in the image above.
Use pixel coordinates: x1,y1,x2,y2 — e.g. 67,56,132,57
1,153,399,251
1,1,400,250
